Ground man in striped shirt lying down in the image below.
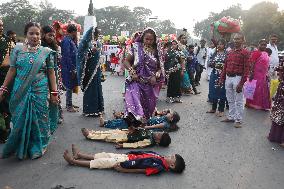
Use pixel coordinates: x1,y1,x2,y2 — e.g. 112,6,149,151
63,144,185,176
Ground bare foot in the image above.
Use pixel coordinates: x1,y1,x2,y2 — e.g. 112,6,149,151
72,144,80,160
113,111,123,119
63,150,75,165
81,128,89,139
99,116,105,127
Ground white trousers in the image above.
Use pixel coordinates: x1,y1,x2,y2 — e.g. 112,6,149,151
225,76,244,123
90,152,129,169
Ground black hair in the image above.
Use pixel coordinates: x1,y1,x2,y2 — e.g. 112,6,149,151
171,111,180,124
141,28,160,67
41,25,54,34
6,30,16,36
141,28,157,50
41,25,58,51
258,39,267,44
177,34,186,41
188,44,194,49
171,154,185,173
265,48,272,56
67,24,77,33
167,124,179,132
269,34,278,39
24,22,41,36
159,133,171,147
163,41,172,49
93,27,100,39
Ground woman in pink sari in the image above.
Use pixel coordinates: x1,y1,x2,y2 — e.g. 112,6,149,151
246,39,271,110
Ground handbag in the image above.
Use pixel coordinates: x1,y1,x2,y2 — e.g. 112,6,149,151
243,79,257,100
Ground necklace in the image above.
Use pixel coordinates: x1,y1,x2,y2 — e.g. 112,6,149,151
26,43,40,52
24,42,40,64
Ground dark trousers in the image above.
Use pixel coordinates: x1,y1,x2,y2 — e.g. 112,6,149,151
212,99,225,112
195,64,203,84
188,71,197,93
0,68,11,141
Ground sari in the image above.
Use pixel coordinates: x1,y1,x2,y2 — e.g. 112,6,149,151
2,44,58,159
246,50,271,110
125,42,160,119
77,27,104,115
164,49,182,99
179,44,191,92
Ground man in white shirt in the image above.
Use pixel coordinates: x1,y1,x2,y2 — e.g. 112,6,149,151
206,42,216,80
194,39,207,85
267,34,279,78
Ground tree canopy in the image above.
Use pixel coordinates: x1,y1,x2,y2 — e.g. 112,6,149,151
193,1,284,49
0,0,177,37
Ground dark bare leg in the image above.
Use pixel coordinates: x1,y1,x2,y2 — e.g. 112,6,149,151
63,150,90,167
72,144,95,160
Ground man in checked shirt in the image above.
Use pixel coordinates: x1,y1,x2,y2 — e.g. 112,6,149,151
219,33,250,128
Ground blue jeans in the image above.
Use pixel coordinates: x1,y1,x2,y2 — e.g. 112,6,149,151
66,89,73,108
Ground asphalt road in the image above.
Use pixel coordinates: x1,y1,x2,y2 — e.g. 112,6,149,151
0,74,283,189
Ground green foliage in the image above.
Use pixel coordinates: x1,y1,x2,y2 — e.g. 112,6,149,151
194,1,284,49
0,1,177,38
37,0,74,27
0,0,74,36
193,4,242,41
242,2,279,45
272,12,284,48
0,0,39,36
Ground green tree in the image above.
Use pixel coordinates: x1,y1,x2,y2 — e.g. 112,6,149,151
37,0,75,27
194,4,242,41
95,6,135,36
272,12,284,49
133,7,152,29
242,2,280,45
155,20,176,35
0,0,39,36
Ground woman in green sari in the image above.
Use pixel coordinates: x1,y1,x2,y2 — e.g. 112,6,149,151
0,22,58,159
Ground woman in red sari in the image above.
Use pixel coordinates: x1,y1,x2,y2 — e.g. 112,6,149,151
246,39,271,110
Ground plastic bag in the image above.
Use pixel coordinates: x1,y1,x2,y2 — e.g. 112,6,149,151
270,79,280,98
243,79,257,100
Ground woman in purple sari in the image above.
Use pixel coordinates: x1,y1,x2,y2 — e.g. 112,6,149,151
123,28,162,120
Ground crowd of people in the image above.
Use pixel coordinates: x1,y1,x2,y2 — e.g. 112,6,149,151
0,17,283,176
